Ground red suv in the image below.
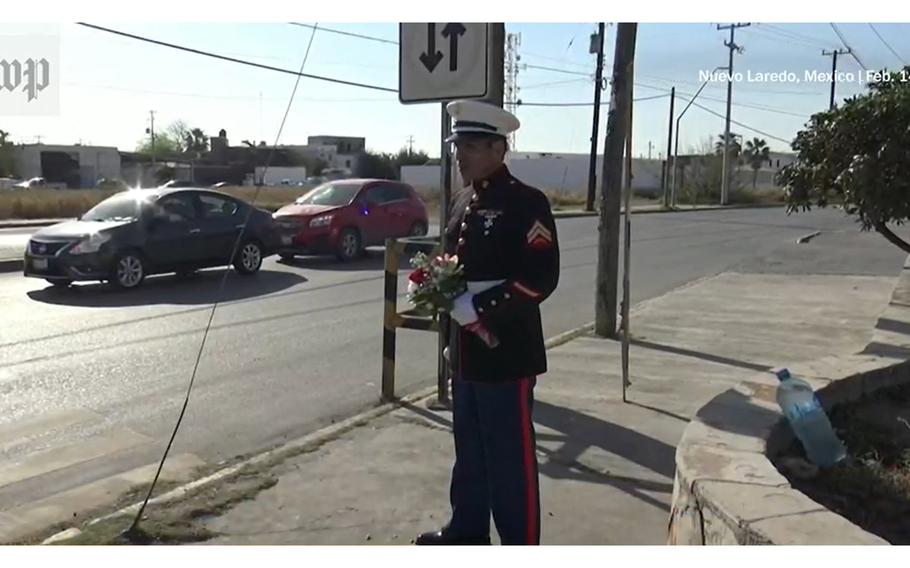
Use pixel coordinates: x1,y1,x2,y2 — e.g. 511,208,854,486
272,179,429,261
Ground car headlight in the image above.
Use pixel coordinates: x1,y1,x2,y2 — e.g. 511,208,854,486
309,215,333,228
68,232,112,255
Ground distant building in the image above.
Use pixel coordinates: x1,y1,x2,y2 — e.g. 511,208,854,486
307,135,365,154
402,152,664,195
17,144,121,188
307,135,366,172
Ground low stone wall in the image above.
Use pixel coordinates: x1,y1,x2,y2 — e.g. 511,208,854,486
668,258,910,545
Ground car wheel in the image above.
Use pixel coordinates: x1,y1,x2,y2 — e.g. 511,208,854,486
409,221,428,237
335,228,362,261
234,240,263,275
46,279,72,288
110,252,146,290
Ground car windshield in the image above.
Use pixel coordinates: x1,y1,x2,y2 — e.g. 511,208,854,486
295,183,361,206
80,193,143,222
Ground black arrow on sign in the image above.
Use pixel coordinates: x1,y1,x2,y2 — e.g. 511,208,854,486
419,23,444,72
442,23,467,72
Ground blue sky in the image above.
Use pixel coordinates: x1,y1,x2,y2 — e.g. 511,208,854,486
2,22,908,159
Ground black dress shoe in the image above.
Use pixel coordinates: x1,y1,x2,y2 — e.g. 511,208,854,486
415,529,491,545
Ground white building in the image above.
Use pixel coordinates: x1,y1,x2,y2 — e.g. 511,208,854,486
402,153,665,196
254,166,308,186
17,144,121,188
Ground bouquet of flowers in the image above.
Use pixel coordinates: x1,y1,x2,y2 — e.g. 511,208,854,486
407,252,499,348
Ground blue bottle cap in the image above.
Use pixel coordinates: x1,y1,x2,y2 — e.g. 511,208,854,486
775,368,791,381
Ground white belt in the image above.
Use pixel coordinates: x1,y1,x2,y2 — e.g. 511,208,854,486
466,279,506,293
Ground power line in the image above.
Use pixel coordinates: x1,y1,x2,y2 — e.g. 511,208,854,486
518,93,669,107
288,22,398,45
868,24,907,65
745,27,831,52
635,93,673,103
754,24,833,49
522,51,591,70
830,23,869,71
690,93,809,118
76,22,398,93
126,21,322,543
635,81,810,117
637,72,825,97
521,78,591,90
688,99,792,144
522,63,592,77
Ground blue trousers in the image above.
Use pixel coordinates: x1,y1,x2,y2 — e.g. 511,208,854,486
447,373,540,545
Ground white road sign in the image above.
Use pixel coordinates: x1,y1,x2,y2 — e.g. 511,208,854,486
399,23,489,104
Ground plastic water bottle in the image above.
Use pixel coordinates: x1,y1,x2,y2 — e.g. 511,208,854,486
775,368,847,467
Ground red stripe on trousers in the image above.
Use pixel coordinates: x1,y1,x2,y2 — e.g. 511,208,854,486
519,377,537,544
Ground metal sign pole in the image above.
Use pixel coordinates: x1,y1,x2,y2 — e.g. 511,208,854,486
621,62,634,403
434,103,453,408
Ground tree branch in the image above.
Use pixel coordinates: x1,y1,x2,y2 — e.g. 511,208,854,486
873,220,910,254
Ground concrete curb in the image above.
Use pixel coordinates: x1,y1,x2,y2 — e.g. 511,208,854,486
0,258,22,273
667,258,910,546
41,318,602,544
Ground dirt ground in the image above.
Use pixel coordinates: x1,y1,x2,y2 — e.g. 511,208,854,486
776,385,910,544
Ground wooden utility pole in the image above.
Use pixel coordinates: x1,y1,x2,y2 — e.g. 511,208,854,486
595,22,637,338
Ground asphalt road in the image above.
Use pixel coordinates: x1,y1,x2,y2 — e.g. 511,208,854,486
0,206,905,514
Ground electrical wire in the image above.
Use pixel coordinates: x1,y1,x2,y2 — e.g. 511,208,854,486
522,63,592,77
635,81,813,118
830,23,869,71
288,22,398,45
76,22,397,94
688,99,792,144
521,78,591,90
868,24,907,65
518,93,669,107
125,23,322,540
754,24,833,49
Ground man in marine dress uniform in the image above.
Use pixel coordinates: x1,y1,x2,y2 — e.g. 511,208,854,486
415,100,560,546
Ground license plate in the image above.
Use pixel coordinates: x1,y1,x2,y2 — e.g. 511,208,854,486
281,235,293,245
32,258,48,271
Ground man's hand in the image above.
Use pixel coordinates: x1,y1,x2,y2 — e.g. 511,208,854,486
450,292,479,326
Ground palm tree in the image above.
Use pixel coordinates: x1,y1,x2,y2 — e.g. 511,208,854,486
743,137,771,189
715,132,742,159
183,128,208,155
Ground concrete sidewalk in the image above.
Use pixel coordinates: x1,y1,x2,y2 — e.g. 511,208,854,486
149,269,891,545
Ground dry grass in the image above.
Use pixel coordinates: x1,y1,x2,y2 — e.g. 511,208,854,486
1,184,662,221
0,186,308,220
0,189,117,220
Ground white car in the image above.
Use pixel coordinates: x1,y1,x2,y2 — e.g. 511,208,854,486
13,177,47,190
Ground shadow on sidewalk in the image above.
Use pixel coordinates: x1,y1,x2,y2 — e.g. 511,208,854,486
630,338,771,373
397,399,677,513
874,317,910,336
533,400,676,478
695,388,783,437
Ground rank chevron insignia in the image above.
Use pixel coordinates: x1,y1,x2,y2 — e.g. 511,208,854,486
526,220,553,248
